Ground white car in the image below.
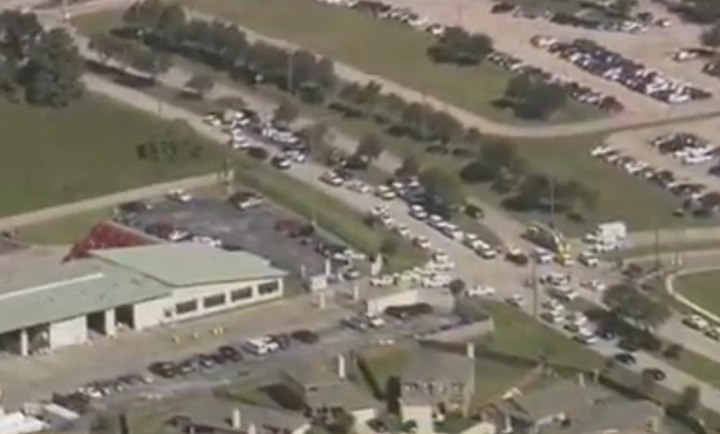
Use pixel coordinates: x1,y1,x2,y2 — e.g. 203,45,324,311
507,294,524,307
320,172,343,186
413,236,432,251
370,275,394,287
467,285,496,297
683,315,709,331
581,279,607,292
578,251,599,267
167,189,192,203
409,205,428,220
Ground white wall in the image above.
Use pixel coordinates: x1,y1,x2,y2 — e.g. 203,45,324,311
160,277,284,322
365,289,421,316
133,297,168,330
49,316,87,349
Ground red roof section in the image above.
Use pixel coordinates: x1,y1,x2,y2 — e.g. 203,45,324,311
64,221,158,262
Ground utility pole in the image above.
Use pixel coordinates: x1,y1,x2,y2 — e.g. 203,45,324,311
549,177,556,229
531,260,539,319
287,55,294,95
653,213,661,272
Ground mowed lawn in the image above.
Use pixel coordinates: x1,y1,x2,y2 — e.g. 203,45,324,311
676,270,720,318
0,96,221,217
76,0,602,125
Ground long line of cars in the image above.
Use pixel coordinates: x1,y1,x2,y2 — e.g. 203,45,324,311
536,38,711,104
53,329,321,411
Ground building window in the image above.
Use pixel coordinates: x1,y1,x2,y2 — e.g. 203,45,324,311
231,287,253,302
203,294,226,309
258,281,279,295
175,300,198,315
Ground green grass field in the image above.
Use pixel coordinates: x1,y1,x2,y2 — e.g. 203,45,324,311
676,270,720,318
18,208,113,245
0,95,222,217
73,0,602,126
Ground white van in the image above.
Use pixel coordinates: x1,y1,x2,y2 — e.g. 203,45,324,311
243,337,278,356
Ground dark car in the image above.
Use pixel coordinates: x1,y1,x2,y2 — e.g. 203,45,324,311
643,368,666,381
218,345,243,362
291,329,320,344
148,361,177,378
269,334,291,350
614,352,636,365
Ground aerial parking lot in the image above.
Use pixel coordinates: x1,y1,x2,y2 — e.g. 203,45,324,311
602,119,720,218
116,192,369,287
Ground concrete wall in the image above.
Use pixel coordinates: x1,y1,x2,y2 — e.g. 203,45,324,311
365,289,454,315
422,318,495,343
163,277,284,322
49,316,87,349
133,297,169,330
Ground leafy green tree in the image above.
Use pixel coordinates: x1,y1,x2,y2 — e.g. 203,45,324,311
675,385,701,415
429,26,493,65
356,133,384,161
130,48,172,81
427,111,462,144
185,73,214,98
602,283,671,331
298,122,331,150
0,10,43,60
504,75,567,120
419,166,465,207
274,100,299,124
24,28,84,107
396,155,421,179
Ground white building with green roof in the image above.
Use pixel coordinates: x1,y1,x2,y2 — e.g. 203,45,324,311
0,243,287,356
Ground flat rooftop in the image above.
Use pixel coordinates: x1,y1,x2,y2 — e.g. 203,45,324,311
92,243,287,287
0,257,170,334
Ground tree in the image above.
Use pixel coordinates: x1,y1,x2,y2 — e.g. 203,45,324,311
24,28,84,107
185,73,214,98
273,100,299,124
504,75,567,120
611,0,637,17
602,283,671,331
89,32,122,65
155,3,187,47
298,122,331,149
396,155,421,179
463,127,483,145
702,22,720,47
328,408,356,434
129,47,172,81
379,92,408,120
427,111,462,144
460,140,524,184
0,10,43,61
429,26,494,65
355,134,384,161
355,80,382,116
122,0,165,30
449,278,466,295
419,166,465,207
639,368,658,396
675,385,701,415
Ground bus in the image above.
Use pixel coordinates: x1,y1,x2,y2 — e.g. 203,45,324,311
524,222,572,263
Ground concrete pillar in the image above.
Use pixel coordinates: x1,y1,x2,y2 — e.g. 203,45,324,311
105,309,116,336
352,284,360,301
19,329,28,356
466,343,475,360
318,293,327,310
231,409,241,429
324,259,332,277
337,355,346,379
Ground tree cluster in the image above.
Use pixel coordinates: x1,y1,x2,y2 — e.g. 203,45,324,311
428,26,494,66
675,0,720,24
135,120,205,163
602,283,671,331
115,0,336,101
460,140,597,216
503,74,568,120
0,10,84,106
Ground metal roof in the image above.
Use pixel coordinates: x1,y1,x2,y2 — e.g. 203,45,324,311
0,258,170,334
502,380,609,423
91,243,287,287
